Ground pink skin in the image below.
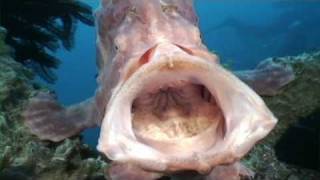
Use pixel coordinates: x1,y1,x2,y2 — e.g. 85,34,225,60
23,0,295,179
96,0,276,178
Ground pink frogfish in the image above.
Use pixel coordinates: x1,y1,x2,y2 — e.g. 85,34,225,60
23,0,294,179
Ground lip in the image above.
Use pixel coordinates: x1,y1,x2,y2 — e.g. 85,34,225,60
97,44,277,172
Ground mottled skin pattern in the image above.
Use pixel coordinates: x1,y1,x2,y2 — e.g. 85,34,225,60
23,0,294,180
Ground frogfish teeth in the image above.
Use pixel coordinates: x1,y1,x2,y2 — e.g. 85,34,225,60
23,0,295,179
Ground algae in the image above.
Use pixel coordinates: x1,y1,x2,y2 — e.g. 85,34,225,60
0,27,107,180
243,52,320,180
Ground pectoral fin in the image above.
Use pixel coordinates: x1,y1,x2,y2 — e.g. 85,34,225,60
205,162,254,180
235,58,295,96
23,92,101,142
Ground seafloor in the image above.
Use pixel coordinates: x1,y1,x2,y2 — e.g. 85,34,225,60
0,27,319,180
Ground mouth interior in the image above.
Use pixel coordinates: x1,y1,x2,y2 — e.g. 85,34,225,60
132,79,225,149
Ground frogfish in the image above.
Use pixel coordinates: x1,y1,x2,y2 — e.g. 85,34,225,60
23,0,294,179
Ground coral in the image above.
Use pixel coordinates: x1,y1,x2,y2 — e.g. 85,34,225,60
243,52,320,180
0,27,107,180
1,0,94,83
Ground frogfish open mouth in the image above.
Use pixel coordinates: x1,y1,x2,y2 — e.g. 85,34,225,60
23,0,295,179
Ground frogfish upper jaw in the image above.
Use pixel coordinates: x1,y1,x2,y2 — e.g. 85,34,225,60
97,44,277,173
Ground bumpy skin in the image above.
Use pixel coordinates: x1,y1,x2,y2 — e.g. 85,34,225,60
23,0,294,179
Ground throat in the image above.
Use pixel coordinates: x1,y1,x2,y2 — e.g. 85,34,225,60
132,82,225,142
134,83,195,119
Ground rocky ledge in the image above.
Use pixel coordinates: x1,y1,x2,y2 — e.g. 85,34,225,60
0,27,107,180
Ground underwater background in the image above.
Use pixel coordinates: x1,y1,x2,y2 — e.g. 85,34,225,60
0,0,320,179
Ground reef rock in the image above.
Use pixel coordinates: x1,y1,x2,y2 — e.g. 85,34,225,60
0,27,107,180
243,52,320,179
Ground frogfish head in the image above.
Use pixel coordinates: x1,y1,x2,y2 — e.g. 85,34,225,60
95,0,277,175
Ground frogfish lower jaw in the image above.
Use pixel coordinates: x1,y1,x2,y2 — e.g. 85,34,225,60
97,44,277,173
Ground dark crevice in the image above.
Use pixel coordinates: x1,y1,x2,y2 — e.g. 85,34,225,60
275,108,320,170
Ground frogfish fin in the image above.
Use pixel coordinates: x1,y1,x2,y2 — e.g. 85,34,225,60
23,92,100,142
235,58,295,96
205,162,254,180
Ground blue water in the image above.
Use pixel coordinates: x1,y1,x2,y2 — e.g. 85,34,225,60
51,1,320,148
